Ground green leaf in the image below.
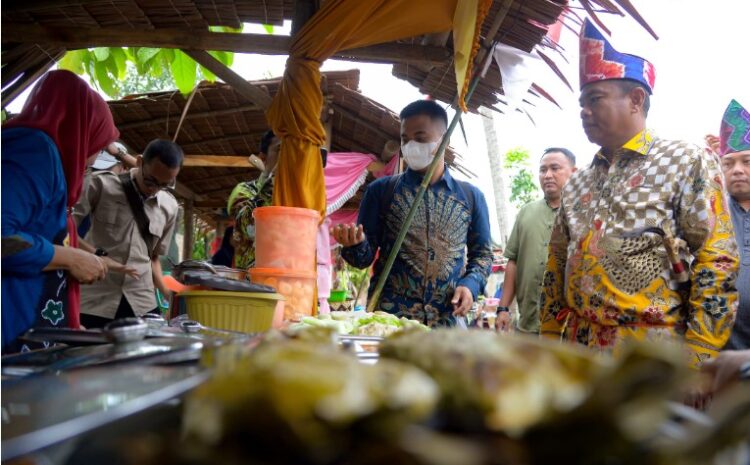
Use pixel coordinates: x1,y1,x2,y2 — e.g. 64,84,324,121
217,50,234,68
199,64,217,82
209,25,243,33
262,24,274,34
93,60,118,97
58,50,86,74
92,47,110,62
136,47,161,64
104,55,119,79
171,50,197,95
110,48,128,79
125,47,137,61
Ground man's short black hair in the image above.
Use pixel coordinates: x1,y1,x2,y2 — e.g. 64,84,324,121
260,130,276,155
616,79,651,116
542,147,576,167
143,139,183,168
399,100,448,127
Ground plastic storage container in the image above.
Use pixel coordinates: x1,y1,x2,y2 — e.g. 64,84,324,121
249,268,316,321
253,206,320,270
328,289,348,303
181,290,285,333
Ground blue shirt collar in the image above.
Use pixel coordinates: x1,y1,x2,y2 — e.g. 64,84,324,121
403,165,456,191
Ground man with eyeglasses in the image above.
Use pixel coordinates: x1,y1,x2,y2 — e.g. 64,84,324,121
74,139,183,328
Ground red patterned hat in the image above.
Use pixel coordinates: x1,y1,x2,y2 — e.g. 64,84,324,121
579,19,656,93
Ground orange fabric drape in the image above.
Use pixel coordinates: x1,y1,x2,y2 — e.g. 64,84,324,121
267,0,492,218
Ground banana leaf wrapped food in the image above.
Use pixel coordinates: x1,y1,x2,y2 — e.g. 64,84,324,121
379,329,705,465
163,333,449,465
135,328,749,465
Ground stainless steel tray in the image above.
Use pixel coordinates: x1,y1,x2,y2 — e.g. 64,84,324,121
1,365,208,461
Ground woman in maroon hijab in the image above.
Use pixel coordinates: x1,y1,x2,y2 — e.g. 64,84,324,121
2,70,120,349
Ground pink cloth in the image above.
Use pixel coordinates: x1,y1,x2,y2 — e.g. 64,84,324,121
316,218,332,311
321,152,398,283
324,152,398,215
324,152,398,248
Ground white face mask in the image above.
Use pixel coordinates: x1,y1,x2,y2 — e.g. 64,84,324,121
401,140,439,171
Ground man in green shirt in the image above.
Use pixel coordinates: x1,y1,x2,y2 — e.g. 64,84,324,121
495,148,576,333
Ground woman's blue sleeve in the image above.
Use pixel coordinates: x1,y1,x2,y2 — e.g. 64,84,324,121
1,133,60,276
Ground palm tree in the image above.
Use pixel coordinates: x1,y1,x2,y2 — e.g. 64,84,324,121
479,106,510,245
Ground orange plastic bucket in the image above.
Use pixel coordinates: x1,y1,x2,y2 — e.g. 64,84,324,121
249,267,316,322
253,206,320,271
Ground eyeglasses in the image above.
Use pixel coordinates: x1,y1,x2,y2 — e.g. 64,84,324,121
140,166,176,190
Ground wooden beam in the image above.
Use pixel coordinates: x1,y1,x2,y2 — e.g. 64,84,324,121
172,181,205,201
1,25,452,66
178,133,254,149
4,0,112,11
115,104,260,130
1,50,62,107
195,199,231,208
183,155,258,168
183,49,273,109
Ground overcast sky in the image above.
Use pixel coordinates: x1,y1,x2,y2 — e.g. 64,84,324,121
7,0,749,242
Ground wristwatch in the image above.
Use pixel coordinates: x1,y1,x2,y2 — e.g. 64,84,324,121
94,248,108,257
495,306,510,315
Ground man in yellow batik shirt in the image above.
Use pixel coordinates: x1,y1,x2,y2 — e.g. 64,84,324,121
539,20,738,367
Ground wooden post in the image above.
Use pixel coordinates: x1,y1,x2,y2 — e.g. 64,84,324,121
216,219,226,243
292,0,319,35
183,200,194,261
323,108,333,152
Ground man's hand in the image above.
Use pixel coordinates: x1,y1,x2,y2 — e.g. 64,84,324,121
68,249,107,284
103,257,140,279
701,350,750,394
495,311,512,332
451,286,473,316
704,134,721,154
330,224,365,247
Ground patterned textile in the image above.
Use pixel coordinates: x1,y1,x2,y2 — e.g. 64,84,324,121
539,130,739,367
341,168,493,327
228,175,274,270
719,99,750,156
579,19,656,93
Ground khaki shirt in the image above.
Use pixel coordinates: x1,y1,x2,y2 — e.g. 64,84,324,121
73,170,178,318
504,199,558,333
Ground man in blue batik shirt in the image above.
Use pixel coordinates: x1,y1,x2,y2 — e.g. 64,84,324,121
331,100,493,327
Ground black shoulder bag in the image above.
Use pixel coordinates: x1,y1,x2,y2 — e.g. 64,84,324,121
118,173,157,259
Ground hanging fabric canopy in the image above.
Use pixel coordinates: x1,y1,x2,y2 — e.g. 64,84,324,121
325,152,398,216
266,0,492,218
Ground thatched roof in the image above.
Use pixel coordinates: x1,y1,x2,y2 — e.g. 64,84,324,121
108,69,467,220
2,0,570,111
393,0,565,113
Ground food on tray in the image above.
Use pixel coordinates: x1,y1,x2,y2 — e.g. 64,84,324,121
176,337,441,464
289,311,429,337
381,330,607,434
136,330,749,465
